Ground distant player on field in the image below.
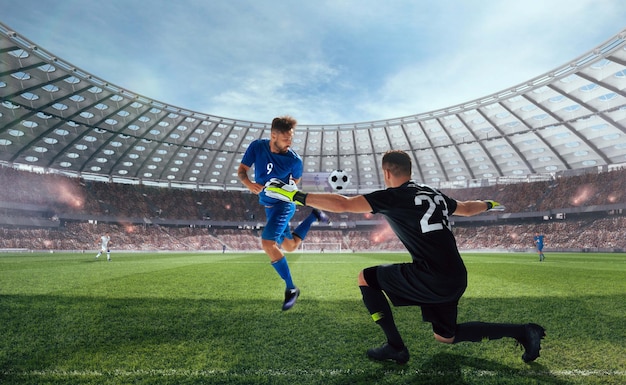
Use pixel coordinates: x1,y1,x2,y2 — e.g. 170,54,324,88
95,232,111,261
237,115,330,311
534,234,545,262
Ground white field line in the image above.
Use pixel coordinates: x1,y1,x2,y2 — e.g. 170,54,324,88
3,368,625,378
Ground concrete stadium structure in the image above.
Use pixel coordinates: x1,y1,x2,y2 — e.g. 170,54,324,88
1,22,626,192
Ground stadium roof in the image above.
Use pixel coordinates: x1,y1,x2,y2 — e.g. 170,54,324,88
1,22,626,192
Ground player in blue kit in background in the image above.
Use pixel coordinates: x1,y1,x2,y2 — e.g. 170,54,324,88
534,234,545,262
238,116,329,311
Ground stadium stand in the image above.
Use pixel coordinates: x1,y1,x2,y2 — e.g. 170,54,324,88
1,165,625,253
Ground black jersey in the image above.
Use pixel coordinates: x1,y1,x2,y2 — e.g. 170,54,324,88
364,181,467,304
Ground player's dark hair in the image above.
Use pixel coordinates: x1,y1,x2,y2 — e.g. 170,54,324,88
382,150,411,177
271,116,297,133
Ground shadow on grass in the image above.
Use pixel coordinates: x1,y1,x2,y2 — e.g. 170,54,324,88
334,353,573,385
0,294,623,384
415,353,570,385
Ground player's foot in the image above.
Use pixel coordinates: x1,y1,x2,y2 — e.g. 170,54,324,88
517,323,545,363
312,209,330,224
366,342,409,364
282,287,300,311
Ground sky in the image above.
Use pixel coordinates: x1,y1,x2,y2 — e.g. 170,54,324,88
2,0,625,125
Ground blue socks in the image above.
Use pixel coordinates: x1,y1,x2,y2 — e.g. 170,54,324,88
272,256,295,290
292,212,317,240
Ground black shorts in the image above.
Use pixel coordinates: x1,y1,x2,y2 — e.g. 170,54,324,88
363,264,461,339
420,302,458,338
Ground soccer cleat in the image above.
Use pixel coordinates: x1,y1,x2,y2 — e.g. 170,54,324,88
282,287,300,311
366,342,410,364
517,323,546,363
312,209,330,224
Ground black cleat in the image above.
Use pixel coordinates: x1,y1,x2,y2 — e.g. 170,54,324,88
518,323,546,363
366,342,410,364
312,209,331,224
282,287,300,311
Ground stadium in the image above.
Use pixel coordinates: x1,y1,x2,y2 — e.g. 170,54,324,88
1,17,625,385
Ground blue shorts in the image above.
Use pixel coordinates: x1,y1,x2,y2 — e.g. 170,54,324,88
262,201,296,245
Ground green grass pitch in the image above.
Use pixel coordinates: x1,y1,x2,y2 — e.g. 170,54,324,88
1,251,625,385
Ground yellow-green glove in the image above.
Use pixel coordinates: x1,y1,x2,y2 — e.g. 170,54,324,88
485,200,505,211
264,178,308,206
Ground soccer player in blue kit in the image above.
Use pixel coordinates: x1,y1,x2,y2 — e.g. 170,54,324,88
266,150,545,363
238,116,329,311
534,234,545,261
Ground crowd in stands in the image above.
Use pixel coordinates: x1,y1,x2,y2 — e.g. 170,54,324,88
2,166,625,222
1,165,625,252
2,216,625,252
453,216,626,251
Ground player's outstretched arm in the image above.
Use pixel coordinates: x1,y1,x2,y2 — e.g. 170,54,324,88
264,181,372,213
455,200,505,216
306,193,372,214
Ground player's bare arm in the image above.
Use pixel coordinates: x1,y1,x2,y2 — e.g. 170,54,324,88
455,200,503,216
264,181,371,212
305,193,372,214
237,163,263,194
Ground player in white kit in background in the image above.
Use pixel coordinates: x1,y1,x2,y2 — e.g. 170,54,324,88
96,232,112,261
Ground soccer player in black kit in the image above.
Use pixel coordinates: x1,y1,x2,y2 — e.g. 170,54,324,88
265,150,546,364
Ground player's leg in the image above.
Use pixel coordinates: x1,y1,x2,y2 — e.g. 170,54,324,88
359,267,409,364
270,201,298,252
262,204,299,310
282,208,330,252
452,321,546,362
262,238,295,288
422,303,458,346
106,248,111,261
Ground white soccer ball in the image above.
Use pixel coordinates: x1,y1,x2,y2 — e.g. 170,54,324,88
328,169,350,190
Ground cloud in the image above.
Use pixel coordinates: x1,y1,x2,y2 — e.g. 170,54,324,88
354,0,626,122
202,59,345,123
3,0,625,125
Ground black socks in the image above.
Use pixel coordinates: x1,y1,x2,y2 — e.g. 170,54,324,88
454,322,524,343
359,285,405,349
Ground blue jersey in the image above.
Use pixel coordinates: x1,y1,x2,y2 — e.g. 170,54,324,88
534,235,544,250
241,138,303,205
